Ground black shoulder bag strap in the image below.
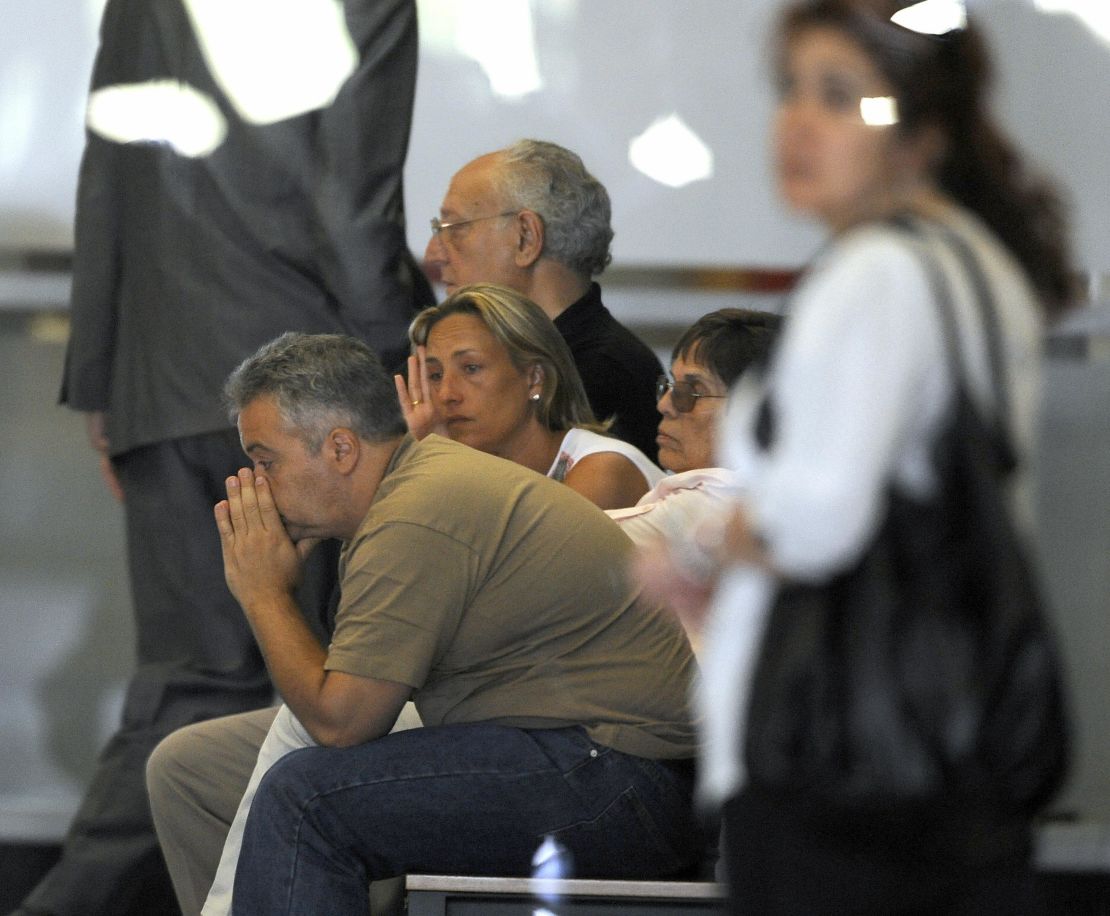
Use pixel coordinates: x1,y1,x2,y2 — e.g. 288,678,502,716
890,214,1018,477
892,215,1070,813
745,214,1070,813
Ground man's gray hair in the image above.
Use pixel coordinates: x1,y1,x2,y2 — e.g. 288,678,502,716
224,332,405,452
495,139,613,278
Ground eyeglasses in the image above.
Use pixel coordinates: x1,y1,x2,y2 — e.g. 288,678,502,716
656,375,726,413
429,211,519,237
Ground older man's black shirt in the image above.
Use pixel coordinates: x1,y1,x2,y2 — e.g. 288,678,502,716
554,283,662,462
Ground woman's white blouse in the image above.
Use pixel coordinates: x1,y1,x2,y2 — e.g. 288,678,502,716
697,211,1044,805
723,216,1042,580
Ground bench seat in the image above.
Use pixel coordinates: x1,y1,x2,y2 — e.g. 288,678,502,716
405,874,726,915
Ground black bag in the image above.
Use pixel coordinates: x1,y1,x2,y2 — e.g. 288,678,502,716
743,220,1070,817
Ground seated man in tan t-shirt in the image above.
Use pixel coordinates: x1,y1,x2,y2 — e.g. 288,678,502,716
146,332,702,916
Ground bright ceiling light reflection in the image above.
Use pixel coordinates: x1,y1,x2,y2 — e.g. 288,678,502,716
183,0,357,124
455,0,543,99
629,115,713,189
891,0,967,35
1034,0,1110,44
860,96,899,126
86,81,228,158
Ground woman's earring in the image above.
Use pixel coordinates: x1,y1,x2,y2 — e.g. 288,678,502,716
530,393,541,402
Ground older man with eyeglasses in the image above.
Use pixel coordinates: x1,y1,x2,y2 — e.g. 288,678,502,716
424,139,663,460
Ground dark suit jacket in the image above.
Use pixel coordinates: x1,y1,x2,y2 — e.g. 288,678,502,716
61,0,430,455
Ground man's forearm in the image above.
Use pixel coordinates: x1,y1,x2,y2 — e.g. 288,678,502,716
239,594,408,748
240,594,333,736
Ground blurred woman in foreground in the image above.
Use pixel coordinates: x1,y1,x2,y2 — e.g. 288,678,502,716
639,1,1073,912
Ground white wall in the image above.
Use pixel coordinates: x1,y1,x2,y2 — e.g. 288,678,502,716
0,316,133,841
1,0,1108,272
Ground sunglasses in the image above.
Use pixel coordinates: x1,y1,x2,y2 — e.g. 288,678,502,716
655,375,726,414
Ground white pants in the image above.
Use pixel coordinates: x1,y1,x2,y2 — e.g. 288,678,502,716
201,701,422,915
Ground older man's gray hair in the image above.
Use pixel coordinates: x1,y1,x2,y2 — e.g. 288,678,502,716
496,139,614,278
225,332,405,452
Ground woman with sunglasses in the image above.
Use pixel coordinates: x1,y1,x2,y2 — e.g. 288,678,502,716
639,1,1074,912
397,283,663,510
610,309,781,555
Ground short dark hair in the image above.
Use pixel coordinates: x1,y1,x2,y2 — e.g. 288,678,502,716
671,309,783,388
224,332,405,452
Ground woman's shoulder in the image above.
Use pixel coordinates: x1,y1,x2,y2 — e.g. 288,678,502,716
791,210,1036,337
559,426,608,453
814,222,933,286
556,427,665,487
787,223,936,347
559,426,625,459
823,211,1036,309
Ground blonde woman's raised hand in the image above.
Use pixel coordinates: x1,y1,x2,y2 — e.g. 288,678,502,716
394,346,448,440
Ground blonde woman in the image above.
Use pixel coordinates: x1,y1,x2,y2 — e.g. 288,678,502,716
397,283,662,510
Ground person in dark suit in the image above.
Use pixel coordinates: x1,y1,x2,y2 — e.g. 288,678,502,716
22,2,430,914
423,139,663,461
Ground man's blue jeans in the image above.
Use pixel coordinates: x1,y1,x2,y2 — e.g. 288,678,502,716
232,722,704,915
